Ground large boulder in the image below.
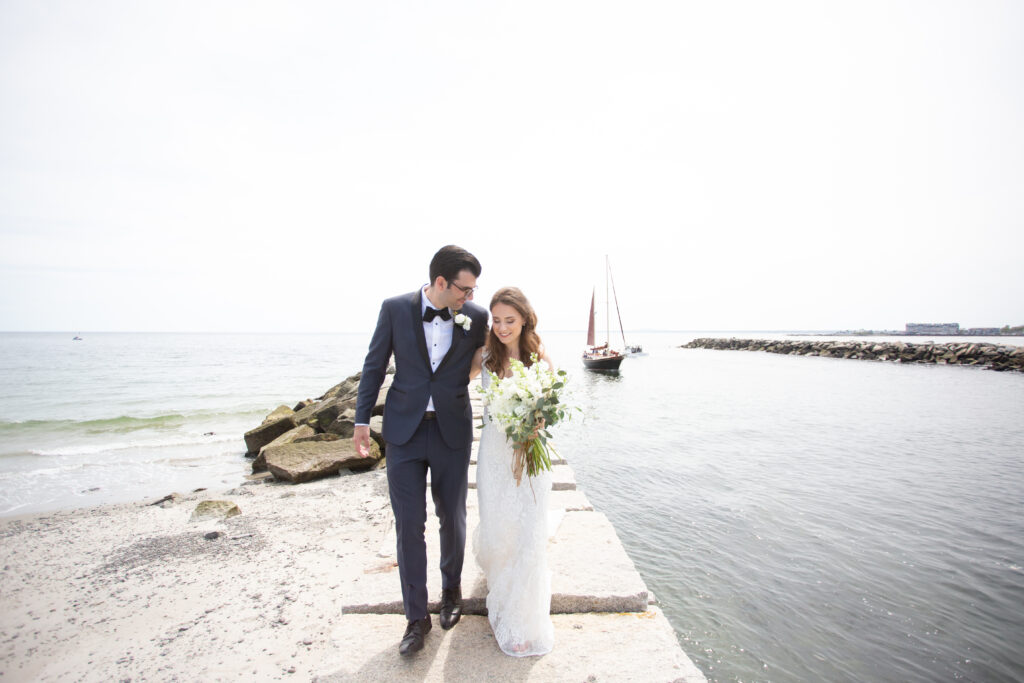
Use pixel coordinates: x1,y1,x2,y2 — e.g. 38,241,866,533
253,424,316,473
290,400,321,427
369,415,385,453
290,397,353,430
311,397,352,431
314,373,393,414
294,432,342,444
371,385,390,417
264,439,381,483
244,415,297,456
319,373,362,401
325,408,357,437
263,405,295,424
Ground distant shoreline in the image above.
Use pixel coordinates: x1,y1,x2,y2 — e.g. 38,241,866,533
825,332,1024,338
682,337,1024,372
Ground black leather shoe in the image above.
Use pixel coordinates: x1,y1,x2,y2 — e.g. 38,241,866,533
399,617,431,656
439,586,463,630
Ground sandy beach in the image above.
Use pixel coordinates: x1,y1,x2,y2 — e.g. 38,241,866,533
1,473,387,681
0,463,705,682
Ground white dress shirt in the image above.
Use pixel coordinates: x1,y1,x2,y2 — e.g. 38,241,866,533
421,286,453,412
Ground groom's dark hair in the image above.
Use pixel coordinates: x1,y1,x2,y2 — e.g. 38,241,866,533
429,245,481,284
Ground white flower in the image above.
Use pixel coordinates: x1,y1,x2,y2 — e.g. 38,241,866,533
477,353,574,485
454,312,471,331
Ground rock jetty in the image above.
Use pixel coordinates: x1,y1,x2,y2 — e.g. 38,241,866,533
682,338,1024,372
243,370,390,482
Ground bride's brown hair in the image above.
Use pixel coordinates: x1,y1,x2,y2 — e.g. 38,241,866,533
485,287,542,375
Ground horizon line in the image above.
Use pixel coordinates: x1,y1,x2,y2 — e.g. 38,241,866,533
0,328,1000,335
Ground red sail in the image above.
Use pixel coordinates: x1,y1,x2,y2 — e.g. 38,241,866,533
586,288,596,347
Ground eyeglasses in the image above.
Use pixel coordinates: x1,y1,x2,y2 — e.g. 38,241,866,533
448,281,478,296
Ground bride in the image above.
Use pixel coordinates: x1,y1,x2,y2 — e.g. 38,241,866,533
470,287,555,657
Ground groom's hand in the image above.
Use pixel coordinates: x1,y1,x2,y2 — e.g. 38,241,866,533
353,425,372,458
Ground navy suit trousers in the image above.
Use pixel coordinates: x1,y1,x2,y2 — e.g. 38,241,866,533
386,416,472,621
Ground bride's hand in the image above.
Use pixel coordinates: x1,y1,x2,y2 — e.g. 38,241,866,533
529,417,546,440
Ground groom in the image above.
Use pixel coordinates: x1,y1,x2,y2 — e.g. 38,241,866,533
352,245,489,656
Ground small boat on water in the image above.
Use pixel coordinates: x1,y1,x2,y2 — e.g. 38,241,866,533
625,344,646,356
72,336,83,341
582,256,630,371
583,339,624,370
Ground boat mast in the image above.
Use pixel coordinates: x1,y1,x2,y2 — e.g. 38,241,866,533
608,258,627,348
605,256,610,346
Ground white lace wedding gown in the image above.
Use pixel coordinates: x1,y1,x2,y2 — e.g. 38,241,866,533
473,364,555,657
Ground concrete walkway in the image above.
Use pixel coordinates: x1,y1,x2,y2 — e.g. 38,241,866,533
319,398,707,682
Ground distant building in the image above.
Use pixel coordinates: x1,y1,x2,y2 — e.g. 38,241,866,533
965,328,1000,336
906,323,960,335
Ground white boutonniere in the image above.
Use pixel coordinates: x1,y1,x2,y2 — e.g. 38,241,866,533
453,311,471,332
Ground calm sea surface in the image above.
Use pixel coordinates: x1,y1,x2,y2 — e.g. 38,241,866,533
1,331,1022,682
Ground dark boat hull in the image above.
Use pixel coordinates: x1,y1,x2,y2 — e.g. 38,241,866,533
582,354,624,370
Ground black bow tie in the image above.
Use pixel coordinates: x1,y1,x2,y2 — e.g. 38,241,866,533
423,306,452,322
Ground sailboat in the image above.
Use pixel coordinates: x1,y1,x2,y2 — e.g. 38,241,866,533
582,256,628,370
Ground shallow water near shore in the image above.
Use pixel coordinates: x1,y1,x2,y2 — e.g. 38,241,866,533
2,331,1022,681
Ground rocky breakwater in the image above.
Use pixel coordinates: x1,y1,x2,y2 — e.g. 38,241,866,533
243,370,392,483
682,338,1024,372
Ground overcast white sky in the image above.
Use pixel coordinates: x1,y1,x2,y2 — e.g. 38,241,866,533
1,1,1021,333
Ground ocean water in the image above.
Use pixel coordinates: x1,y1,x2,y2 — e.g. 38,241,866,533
2,331,1022,682
552,334,1024,683
0,332,370,514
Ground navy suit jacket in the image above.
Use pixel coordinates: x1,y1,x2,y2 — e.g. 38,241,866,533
355,291,488,449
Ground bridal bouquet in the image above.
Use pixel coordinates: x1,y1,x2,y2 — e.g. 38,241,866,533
478,353,572,486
